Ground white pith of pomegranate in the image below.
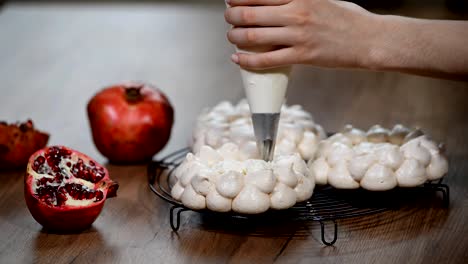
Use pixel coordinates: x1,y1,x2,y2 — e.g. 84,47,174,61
24,145,118,232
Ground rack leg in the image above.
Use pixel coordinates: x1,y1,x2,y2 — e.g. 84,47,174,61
170,206,187,232
435,184,450,208
319,220,338,246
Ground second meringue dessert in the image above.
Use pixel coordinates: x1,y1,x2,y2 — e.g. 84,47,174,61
171,143,315,214
308,124,449,191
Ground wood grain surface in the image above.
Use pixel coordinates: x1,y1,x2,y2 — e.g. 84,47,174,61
0,1,467,263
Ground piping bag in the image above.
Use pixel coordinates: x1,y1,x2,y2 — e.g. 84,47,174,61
239,51,291,161
225,0,291,161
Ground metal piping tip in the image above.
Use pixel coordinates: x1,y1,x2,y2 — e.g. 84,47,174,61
251,113,280,162
259,138,275,161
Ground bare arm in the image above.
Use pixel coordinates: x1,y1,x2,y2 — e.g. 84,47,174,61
224,0,468,81
367,16,468,80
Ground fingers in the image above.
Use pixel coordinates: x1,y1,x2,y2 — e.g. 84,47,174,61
231,48,297,69
225,0,300,69
227,27,298,46
227,0,292,6
225,5,292,27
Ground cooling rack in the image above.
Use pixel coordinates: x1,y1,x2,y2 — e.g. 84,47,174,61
148,148,449,246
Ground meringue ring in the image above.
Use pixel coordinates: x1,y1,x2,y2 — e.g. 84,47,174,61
171,143,315,214
191,99,326,161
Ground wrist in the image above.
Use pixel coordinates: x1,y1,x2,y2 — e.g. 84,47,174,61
359,13,393,71
361,14,419,73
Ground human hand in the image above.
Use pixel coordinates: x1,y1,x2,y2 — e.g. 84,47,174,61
225,0,379,70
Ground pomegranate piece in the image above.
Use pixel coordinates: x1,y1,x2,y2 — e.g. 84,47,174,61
87,82,174,163
24,145,118,232
0,119,49,170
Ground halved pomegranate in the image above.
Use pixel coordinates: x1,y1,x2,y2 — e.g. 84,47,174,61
24,145,118,232
0,119,49,170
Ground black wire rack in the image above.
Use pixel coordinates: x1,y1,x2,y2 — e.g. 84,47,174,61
147,148,449,246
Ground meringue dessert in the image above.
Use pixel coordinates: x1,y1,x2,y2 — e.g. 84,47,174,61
308,125,449,191
171,143,315,214
192,99,326,161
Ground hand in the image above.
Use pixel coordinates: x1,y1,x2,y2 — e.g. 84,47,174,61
224,0,379,70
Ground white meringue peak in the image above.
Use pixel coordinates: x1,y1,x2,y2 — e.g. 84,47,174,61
192,99,325,161
309,125,448,191
172,144,314,213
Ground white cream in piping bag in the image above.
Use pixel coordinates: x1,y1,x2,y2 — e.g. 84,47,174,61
241,66,290,113
238,48,291,113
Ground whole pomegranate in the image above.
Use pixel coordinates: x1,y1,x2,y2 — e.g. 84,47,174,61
0,119,49,170
24,145,118,232
87,82,174,163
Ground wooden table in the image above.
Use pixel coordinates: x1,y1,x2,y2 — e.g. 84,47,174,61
1,1,467,263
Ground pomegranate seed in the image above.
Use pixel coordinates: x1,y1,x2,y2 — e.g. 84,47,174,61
56,188,68,206
32,156,46,172
45,146,72,171
71,160,104,183
36,186,59,206
85,191,95,200
62,184,95,201
95,191,104,202
54,171,64,181
65,184,73,193
38,177,53,186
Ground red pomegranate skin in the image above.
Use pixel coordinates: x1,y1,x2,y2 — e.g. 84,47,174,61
24,146,118,232
0,120,49,170
87,83,174,163
24,189,105,232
